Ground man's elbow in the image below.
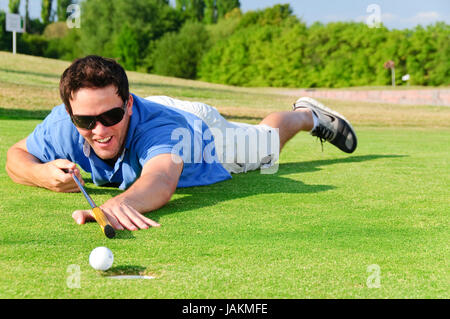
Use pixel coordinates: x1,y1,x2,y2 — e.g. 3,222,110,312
5,164,15,182
5,143,34,185
159,177,178,205
5,147,19,182
162,181,177,204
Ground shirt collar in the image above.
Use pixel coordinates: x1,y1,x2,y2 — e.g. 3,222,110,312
82,139,90,157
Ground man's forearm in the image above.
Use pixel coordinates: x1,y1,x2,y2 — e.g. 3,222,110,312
107,171,177,214
94,154,182,230
6,144,44,187
6,139,84,193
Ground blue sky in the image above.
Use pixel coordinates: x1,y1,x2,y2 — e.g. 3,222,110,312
1,0,449,29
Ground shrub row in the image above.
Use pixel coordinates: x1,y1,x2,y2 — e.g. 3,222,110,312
1,3,448,87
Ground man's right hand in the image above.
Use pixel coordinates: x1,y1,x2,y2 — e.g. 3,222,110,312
6,138,85,193
37,159,85,193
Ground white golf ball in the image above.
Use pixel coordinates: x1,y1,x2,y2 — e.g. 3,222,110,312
89,247,114,271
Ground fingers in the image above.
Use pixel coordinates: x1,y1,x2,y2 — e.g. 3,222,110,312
100,208,124,231
67,167,85,187
52,170,79,192
137,211,161,228
72,209,124,230
53,159,77,171
49,160,84,192
125,204,161,229
73,200,160,232
105,206,140,231
72,210,95,224
101,203,160,231
102,205,143,231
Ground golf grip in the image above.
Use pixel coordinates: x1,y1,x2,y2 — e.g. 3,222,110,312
92,207,116,239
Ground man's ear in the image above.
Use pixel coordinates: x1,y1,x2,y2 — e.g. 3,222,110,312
127,94,133,116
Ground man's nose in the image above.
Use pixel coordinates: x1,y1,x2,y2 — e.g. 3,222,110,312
91,121,109,134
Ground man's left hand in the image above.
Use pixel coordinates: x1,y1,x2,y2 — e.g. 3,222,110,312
72,199,160,231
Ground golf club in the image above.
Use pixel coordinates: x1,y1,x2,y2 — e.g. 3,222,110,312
68,169,116,239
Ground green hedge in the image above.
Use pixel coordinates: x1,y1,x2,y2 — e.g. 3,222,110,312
152,22,210,78
1,4,448,88
199,19,450,87
78,0,184,70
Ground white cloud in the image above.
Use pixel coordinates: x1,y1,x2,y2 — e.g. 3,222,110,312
407,11,442,24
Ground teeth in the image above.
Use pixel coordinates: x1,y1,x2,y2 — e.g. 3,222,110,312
97,137,112,143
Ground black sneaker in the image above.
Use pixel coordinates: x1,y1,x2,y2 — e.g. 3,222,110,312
293,97,357,153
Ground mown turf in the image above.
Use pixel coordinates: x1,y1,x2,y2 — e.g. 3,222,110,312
0,53,449,298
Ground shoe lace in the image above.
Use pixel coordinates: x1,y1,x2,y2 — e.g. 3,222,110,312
311,125,334,151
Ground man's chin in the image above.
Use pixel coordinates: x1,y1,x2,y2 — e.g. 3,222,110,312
92,148,119,162
87,139,122,163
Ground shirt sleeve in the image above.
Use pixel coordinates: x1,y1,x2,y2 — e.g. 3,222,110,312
136,129,178,167
25,105,77,163
135,120,192,168
26,121,62,163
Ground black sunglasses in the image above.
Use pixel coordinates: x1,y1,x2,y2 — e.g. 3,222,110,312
71,99,128,130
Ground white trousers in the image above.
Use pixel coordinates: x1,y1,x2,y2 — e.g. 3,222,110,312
145,96,280,174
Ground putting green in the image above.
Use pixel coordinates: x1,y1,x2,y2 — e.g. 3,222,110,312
0,53,448,298
0,120,448,298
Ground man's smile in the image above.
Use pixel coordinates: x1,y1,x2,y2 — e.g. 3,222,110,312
94,136,113,144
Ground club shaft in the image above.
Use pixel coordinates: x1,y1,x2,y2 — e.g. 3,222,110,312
69,170,116,238
72,174,96,209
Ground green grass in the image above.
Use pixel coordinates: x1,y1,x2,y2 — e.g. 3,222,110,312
0,52,449,298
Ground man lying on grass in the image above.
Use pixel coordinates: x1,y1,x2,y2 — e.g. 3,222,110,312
6,55,357,231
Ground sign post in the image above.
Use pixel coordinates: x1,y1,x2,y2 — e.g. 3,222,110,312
384,60,396,87
6,13,25,54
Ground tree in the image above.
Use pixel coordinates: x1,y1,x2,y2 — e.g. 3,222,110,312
79,0,184,64
8,0,20,13
237,4,293,29
425,23,450,86
175,0,187,10
176,0,205,21
57,0,73,22
152,21,210,78
114,24,140,70
41,0,53,25
0,11,13,50
174,0,239,23
187,0,205,21
216,0,240,20
204,0,216,24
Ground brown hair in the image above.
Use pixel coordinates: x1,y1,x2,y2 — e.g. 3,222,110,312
59,55,129,114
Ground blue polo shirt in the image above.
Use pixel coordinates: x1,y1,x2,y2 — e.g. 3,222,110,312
26,94,231,189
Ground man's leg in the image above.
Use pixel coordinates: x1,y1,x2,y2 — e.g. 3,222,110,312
259,108,314,151
259,97,358,154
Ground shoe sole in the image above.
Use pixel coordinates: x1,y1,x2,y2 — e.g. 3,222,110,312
294,97,358,152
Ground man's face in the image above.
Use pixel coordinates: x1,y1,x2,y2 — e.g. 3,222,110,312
69,85,133,162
